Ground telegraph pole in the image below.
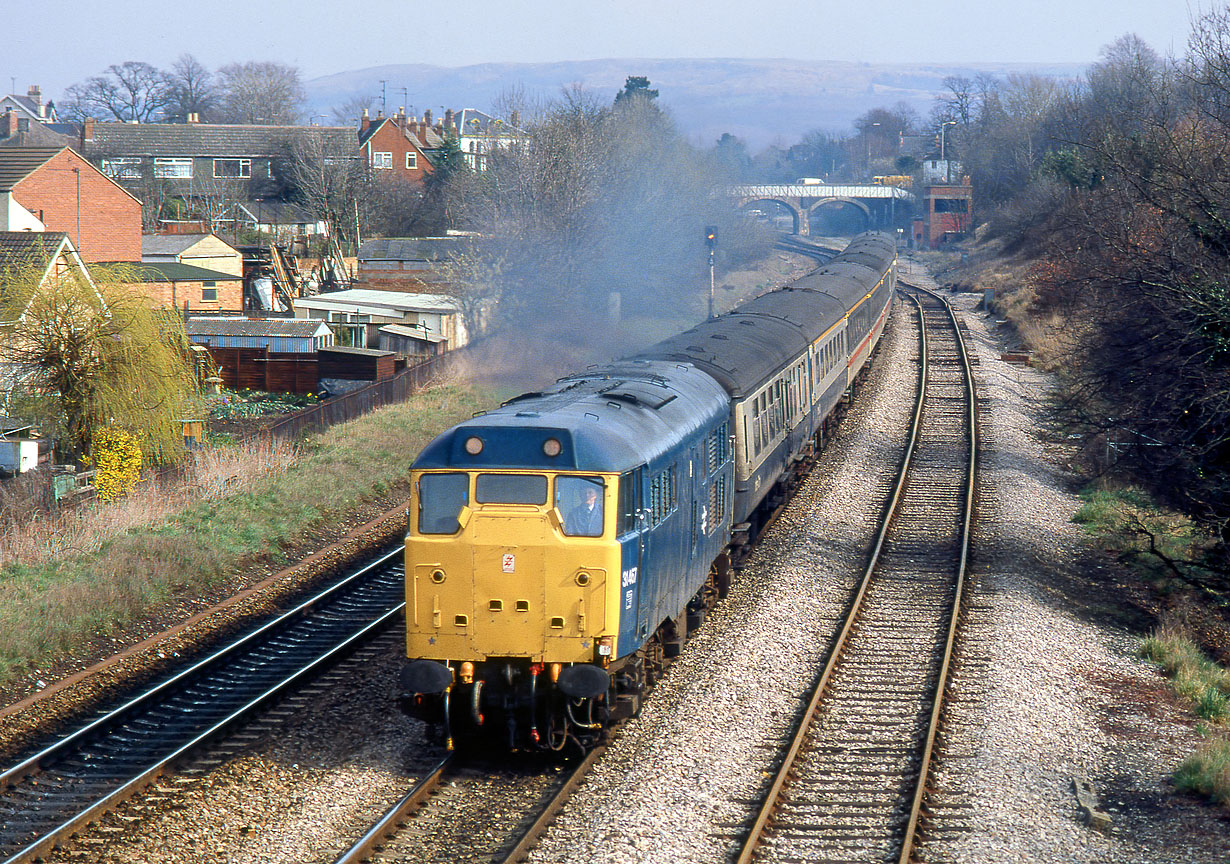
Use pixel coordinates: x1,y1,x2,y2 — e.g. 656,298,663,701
705,225,718,319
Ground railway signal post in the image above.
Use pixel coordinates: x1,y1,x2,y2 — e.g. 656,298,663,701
705,225,718,318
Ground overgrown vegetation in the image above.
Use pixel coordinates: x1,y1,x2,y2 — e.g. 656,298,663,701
0,384,493,690
1141,620,1230,805
0,260,202,464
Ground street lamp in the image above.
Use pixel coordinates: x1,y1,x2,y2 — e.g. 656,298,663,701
865,121,881,175
940,120,958,180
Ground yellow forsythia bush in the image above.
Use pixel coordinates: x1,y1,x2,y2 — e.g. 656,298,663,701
91,429,143,501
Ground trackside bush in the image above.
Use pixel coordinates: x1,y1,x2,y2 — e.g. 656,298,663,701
91,429,143,501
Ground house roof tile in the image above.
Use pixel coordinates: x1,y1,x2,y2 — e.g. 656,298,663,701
86,123,356,158
0,230,69,262
109,261,238,283
0,147,63,191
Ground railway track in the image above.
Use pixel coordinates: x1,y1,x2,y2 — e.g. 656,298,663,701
331,746,602,864
736,283,977,863
0,545,407,864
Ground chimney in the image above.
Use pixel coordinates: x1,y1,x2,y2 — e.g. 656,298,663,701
27,85,42,118
444,109,455,133
360,107,370,134
395,106,406,131
424,108,432,126
510,110,520,129
82,116,95,144
1,109,15,139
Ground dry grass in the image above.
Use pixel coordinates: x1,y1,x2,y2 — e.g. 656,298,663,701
0,383,495,688
0,437,297,569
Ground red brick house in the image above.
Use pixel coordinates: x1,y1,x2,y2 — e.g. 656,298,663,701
0,147,141,262
358,109,447,185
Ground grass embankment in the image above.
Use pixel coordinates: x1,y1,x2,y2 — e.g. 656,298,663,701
0,384,495,692
1072,485,1230,806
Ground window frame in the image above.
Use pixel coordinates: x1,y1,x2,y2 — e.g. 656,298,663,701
153,157,193,179
212,158,252,179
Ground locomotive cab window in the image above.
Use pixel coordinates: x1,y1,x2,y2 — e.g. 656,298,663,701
476,473,548,505
557,475,606,537
418,472,469,534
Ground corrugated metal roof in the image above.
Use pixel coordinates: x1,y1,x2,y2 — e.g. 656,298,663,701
186,317,331,337
295,288,459,313
86,123,357,158
357,236,471,261
0,147,62,191
320,345,396,357
380,323,447,342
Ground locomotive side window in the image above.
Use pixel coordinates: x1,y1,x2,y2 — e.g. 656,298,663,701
557,475,605,536
476,473,548,505
617,471,638,535
418,472,469,534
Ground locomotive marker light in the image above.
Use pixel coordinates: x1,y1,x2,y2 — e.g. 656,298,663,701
464,436,483,455
543,437,562,457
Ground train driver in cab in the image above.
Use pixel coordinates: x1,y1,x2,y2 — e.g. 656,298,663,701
564,481,604,536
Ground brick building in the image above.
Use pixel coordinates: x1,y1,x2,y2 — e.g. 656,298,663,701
118,262,243,312
911,177,973,249
358,109,444,185
0,147,142,262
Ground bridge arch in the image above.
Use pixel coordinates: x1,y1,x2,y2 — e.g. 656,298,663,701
808,197,872,235
739,198,801,235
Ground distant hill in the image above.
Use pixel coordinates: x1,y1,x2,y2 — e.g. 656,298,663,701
305,58,1086,150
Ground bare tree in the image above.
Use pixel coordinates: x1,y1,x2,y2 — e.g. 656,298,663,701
280,131,368,245
62,61,171,122
165,53,218,122
217,61,305,125
331,95,376,128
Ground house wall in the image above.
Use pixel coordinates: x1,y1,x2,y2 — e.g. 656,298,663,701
153,236,243,277
124,278,243,312
12,150,141,262
360,118,433,185
0,192,43,231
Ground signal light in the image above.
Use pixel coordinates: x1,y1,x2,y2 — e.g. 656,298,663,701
705,225,718,248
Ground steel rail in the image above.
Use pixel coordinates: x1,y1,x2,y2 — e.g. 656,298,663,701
897,283,978,863
330,754,454,864
734,288,931,864
496,744,606,864
0,546,407,864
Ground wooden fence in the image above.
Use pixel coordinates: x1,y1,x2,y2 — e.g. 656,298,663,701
258,353,452,442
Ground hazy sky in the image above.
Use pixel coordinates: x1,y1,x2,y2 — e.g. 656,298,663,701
11,0,1200,99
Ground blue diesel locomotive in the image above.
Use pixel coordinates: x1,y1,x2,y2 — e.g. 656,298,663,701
399,232,897,751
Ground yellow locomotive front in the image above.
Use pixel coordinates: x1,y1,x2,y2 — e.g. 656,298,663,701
401,466,624,751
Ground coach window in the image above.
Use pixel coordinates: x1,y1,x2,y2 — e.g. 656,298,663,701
418,473,469,534
558,475,605,537
476,473,548,505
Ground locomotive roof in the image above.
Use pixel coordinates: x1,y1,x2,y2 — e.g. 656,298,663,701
412,359,729,474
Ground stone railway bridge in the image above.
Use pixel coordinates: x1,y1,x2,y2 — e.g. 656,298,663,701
734,183,915,235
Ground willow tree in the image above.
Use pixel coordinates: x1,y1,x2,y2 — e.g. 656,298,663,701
0,260,201,463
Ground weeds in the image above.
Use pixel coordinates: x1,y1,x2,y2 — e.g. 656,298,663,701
1141,618,1230,804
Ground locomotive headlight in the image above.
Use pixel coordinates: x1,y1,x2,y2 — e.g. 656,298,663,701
542,437,562,457
430,568,446,584
575,570,591,586
459,662,475,684
464,436,484,455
